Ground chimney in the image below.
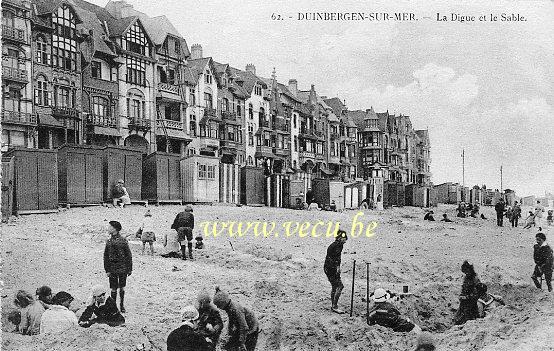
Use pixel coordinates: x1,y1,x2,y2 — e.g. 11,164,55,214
190,44,203,60
245,63,256,75
106,0,134,19
309,84,316,104
288,79,298,97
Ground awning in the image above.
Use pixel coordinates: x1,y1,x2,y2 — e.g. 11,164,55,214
38,114,64,128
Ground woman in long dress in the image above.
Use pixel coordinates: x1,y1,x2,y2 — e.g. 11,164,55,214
453,260,481,325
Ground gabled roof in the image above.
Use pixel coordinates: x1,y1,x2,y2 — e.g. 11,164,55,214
212,62,251,99
185,57,212,85
323,97,346,117
34,0,84,23
327,112,339,123
230,68,267,94
346,110,366,128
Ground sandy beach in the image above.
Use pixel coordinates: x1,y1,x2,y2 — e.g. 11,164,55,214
2,204,553,350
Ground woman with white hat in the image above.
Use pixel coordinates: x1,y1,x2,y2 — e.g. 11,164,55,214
368,287,421,333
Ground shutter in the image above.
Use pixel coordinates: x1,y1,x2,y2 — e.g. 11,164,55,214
48,91,53,106
34,89,39,104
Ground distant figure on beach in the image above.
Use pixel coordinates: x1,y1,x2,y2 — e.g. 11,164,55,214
367,287,421,333
495,199,506,226
531,232,553,292
171,205,195,260
456,203,466,218
480,213,487,220
40,292,78,334
424,211,435,221
476,283,505,318
453,261,481,325
308,202,321,211
162,226,181,258
13,290,44,335
511,201,522,227
329,200,337,212
470,203,480,218
112,179,131,208
213,287,259,351
414,332,436,351
441,214,453,222
535,201,545,226
546,210,554,226
79,285,125,327
167,305,212,351
140,209,156,255
523,211,536,229
104,221,132,313
36,286,53,309
324,230,348,314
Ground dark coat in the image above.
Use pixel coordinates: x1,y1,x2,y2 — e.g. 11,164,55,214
171,212,194,230
79,297,125,326
197,304,224,344
454,274,480,325
225,301,259,345
534,243,554,271
368,301,415,332
324,240,344,270
104,234,133,274
494,202,506,214
167,324,211,351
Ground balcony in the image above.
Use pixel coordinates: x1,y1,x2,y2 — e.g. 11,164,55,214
2,66,28,83
258,119,270,129
1,110,36,125
200,136,219,149
316,153,325,161
328,155,340,164
127,117,151,131
157,83,181,100
87,114,117,128
52,106,79,119
255,145,273,158
272,147,289,157
156,118,184,130
274,120,290,133
221,111,237,121
330,132,339,140
299,151,316,160
2,25,26,43
362,143,381,150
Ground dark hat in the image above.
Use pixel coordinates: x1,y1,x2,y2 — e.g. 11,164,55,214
536,232,546,241
36,285,52,298
52,291,73,305
109,220,122,232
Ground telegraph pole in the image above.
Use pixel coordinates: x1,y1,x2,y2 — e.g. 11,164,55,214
462,149,465,188
500,165,503,194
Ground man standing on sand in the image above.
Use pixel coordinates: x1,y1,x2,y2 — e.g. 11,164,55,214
511,201,521,227
494,198,506,227
171,205,195,260
531,232,553,292
104,221,132,313
324,230,348,314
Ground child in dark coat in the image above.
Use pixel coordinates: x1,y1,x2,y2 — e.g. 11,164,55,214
79,285,125,327
171,205,195,260
531,232,553,292
104,221,132,313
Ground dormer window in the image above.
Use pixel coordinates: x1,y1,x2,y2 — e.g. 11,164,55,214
254,86,262,96
52,5,77,71
126,22,147,56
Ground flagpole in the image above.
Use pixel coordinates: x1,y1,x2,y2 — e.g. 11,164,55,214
500,165,503,194
462,149,465,188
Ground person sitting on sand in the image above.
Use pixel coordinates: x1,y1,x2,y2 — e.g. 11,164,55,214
480,213,487,220
441,214,453,223
36,286,53,309
167,305,212,351
531,232,553,292
40,292,78,334
523,211,536,229
308,202,321,211
424,211,435,221
13,290,44,335
475,283,505,318
196,290,224,350
324,230,348,314
112,179,131,208
470,204,480,218
79,285,125,327
162,227,181,258
7,310,21,333
414,332,436,351
453,261,481,325
329,200,337,212
456,203,466,218
368,288,421,333
213,287,259,351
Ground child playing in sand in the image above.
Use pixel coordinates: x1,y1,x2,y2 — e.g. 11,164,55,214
531,232,553,292
523,211,536,229
140,209,156,255
112,179,131,208
476,283,505,317
13,290,45,335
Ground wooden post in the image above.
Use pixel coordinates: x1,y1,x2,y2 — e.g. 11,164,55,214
350,259,356,317
366,262,369,325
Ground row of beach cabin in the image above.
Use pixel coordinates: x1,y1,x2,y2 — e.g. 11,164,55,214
1,145,442,217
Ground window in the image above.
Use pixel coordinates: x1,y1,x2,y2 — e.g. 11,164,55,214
248,125,254,146
205,70,213,84
91,61,101,79
198,164,207,178
175,39,181,54
294,136,298,151
125,22,147,55
126,91,145,119
207,165,215,179
248,156,253,165
2,10,14,26
36,38,49,64
222,98,229,111
34,78,49,106
189,88,196,105
52,5,77,71
254,85,262,96
248,104,253,119
237,104,242,116
204,93,212,109
189,115,197,136
92,96,109,117
56,85,71,108
125,57,146,86
293,114,297,128
168,69,175,84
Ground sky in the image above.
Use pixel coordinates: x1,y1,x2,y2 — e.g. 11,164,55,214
89,0,554,197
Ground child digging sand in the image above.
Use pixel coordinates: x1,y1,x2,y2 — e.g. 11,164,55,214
140,209,156,255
